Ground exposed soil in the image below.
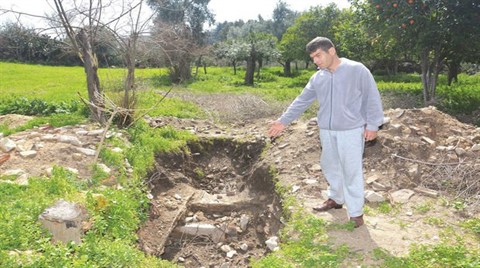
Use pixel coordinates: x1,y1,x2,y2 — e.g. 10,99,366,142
1,93,479,267
138,139,284,267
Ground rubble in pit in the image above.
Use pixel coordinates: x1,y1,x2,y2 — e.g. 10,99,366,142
137,138,284,267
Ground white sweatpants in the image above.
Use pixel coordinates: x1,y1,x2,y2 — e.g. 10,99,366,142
319,127,365,217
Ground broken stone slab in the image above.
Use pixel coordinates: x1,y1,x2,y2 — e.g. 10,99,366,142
19,150,37,158
87,129,104,136
174,223,225,243
41,134,57,141
365,190,385,203
390,189,415,204
3,169,26,177
75,147,96,156
471,144,480,151
421,136,436,146
455,148,467,156
38,199,88,244
414,186,439,198
96,163,111,174
372,181,388,191
57,135,82,146
14,173,30,185
16,140,35,152
366,174,379,184
0,138,16,152
239,214,250,231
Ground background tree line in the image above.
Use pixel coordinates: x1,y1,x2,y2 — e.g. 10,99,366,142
1,0,479,110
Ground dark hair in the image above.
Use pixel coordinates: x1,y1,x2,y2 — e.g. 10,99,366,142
306,37,334,54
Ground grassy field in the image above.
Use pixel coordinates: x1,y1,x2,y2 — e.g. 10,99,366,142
1,62,479,267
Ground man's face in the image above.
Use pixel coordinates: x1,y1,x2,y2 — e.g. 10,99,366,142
309,48,333,70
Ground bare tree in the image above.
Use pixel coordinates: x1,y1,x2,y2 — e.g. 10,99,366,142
50,0,155,126
52,0,106,123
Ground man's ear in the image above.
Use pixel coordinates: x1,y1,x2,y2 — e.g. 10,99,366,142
328,47,336,55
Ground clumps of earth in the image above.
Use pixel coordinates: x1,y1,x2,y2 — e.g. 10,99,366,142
1,102,479,267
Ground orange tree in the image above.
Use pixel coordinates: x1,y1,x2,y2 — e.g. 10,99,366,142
353,0,480,105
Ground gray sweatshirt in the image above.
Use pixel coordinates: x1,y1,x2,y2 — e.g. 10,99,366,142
279,58,384,131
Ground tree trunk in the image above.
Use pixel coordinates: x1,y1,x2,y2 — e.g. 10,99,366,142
194,55,202,77
256,58,263,79
170,51,191,83
245,54,256,86
121,43,136,127
283,60,291,77
420,48,443,106
447,59,460,86
76,29,105,124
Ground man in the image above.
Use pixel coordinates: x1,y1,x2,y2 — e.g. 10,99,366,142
268,37,384,228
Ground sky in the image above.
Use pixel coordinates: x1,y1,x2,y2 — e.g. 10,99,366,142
0,0,351,29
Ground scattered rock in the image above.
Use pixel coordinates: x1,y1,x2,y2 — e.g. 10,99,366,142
265,236,280,251
390,189,415,203
0,138,16,152
365,190,385,203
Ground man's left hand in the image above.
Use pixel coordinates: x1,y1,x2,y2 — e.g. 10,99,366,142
364,130,378,141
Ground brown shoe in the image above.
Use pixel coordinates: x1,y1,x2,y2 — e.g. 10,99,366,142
350,215,364,228
313,199,343,212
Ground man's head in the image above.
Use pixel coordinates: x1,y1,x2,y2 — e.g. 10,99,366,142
307,37,339,71
306,37,335,54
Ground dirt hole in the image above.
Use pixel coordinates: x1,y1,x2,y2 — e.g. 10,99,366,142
138,138,283,267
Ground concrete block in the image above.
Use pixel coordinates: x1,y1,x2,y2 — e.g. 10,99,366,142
38,200,88,244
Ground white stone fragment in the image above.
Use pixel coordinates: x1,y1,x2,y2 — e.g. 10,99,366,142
75,147,96,156
265,236,280,251
0,138,16,152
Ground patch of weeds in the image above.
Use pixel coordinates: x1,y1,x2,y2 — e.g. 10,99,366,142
90,164,110,186
100,147,124,168
377,202,393,214
407,243,480,267
193,167,205,178
414,201,432,214
461,218,480,236
126,121,196,179
363,205,371,215
373,248,411,267
0,175,17,181
328,221,356,231
366,201,393,216
397,220,409,229
451,200,467,210
424,216,445,227
0,97,82,116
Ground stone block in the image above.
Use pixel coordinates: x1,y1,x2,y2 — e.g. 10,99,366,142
38,200,88,244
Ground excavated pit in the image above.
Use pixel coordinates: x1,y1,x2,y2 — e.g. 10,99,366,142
138,138,283,267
